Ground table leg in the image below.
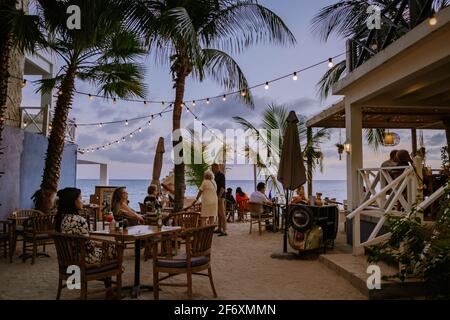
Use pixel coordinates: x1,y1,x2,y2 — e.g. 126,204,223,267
128,239,154,299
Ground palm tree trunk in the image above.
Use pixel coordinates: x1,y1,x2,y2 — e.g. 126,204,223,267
444,118,450,160
306,127,313,198
172,72,187,212
36,66,76,213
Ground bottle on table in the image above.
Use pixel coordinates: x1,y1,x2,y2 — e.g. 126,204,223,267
156,207,162,230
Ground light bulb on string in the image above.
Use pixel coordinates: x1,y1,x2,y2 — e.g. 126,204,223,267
125,120,129,126
206,98,210,104
222,95,227,101
143,100,147,105
328,58,334,68
293,72,298,81
264,82,269,90
58,90,63,96
122,137,126,142
148,121,151,126
159,113,162,118
98,123,103,128
429,14,437,26
192,100,196,107
112,97,117,104
129,133,133,138
21,79,27,88
102,146,105,150
162,101,165,106
241,89,247,97
138,128,142,133
88,94,93,101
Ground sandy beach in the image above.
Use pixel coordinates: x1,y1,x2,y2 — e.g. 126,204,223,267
0,221,365,300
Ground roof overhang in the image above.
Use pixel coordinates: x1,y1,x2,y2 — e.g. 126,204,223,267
77,159,107,166
307,99,449,129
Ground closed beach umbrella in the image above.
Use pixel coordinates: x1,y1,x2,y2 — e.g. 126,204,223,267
277,111,306,252
277,111,306,189
151,137,165,193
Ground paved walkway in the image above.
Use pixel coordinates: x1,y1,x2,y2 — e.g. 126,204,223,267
0,222,365,300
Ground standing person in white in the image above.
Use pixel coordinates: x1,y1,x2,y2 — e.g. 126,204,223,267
188,171,218,226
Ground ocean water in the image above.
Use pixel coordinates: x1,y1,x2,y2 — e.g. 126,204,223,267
76,179,346,210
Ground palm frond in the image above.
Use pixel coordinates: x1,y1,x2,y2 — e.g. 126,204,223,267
316,60,346,99
365,128,386,151
201,48,253,106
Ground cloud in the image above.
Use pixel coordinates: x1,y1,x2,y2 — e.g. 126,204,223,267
427,133,446,147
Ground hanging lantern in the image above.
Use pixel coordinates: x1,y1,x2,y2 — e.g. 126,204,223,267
336,143,345,160
383,131,400,146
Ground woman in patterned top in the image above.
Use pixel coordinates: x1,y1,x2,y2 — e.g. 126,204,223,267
55,188,111,264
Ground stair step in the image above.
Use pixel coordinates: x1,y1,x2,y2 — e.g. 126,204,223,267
319,253,425,299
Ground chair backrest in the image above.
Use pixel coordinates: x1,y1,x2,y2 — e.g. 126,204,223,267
51,233,87,272
172,212,200,229
10,209,43,226
27,214,57,233
187,203,202,212
139,203,148,214
247,202,264,214
187,225,216,258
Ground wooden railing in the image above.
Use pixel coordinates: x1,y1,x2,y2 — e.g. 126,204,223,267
348,158,445,255
20,106,76,143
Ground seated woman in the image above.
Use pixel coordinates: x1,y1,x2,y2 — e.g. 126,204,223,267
291,186,308,205
235,187,249,221
111,187,145,225
56,188,112,264
143,184,162,211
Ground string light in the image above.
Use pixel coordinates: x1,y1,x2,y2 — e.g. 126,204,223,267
19,53,348,108
122,137,126,142
222,95,227,101
148,120,151,126
206,98,210,104
138,127,142,132
241,89,247,97
113,98,117,104
129,133,133,138
429,14,437,26
58,90,63,96
21,79,27,88
98,123,103,128
328,58,334,68
125,120,129,126
264,82,269,90
88,94,93,101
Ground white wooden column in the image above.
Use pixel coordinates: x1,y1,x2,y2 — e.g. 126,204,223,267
100,164,109,186
345,101,363,210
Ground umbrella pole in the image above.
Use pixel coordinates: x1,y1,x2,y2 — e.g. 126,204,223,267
283,189,290,253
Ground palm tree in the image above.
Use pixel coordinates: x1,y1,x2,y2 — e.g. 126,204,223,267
185,129,211,188
34,0,147,213
234,104,329,197
312,0,450,151
126,0,296,211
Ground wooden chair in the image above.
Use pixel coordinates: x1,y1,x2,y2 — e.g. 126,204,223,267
226,202,236,223
52,233,124,300
9,209,43,241
22,214,56,264
152,225,218,300
247,202,275,236
170,211,200,230
0,220,13,262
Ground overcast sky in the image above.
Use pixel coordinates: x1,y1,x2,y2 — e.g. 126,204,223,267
22,0,447,181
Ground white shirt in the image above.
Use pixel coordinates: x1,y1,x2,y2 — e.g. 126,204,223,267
250,191,269,204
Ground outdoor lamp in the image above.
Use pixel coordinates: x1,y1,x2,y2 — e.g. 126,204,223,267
344,140,351,154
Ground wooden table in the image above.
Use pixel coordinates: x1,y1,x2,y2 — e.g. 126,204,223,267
91,225,181,298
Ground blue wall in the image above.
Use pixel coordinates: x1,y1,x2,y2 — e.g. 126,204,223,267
0,126,77,218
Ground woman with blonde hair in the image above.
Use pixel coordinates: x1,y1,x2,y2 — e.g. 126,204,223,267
187,170,218,226
111,187,145,224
